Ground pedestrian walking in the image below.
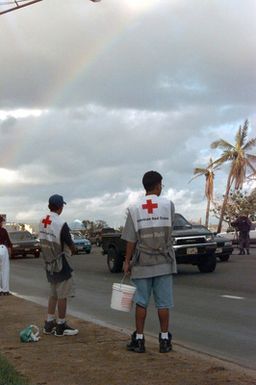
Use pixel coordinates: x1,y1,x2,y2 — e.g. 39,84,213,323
39,194,78,336
231,214,252,255
122,171,176,353
0,215,12,295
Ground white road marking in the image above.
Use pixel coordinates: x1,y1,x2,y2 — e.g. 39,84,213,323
221,295,245,300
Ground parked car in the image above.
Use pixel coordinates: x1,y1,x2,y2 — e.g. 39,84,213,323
8,230,41,259
71,232,92,254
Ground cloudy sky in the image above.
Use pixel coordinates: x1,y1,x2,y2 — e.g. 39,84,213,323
0,0,255,228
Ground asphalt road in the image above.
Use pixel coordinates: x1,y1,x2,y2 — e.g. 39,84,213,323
9,246,256,370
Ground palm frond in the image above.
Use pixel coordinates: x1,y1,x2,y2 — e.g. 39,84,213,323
211,139,234,150
246,153,256,162
235,124,242,147
211,151,234,167
240,119,249,145
243,137,256,151
189,170,207,183
246,159,256,174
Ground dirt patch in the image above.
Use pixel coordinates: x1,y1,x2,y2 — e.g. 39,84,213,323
0,295,256,385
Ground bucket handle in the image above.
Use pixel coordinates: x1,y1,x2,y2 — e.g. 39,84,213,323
120,273,129,285
116,273,133,289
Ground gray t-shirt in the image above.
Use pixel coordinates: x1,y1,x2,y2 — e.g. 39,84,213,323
122,199,176,279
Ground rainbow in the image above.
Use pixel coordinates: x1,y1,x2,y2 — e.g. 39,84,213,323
1,2,159,167
45,2,159,107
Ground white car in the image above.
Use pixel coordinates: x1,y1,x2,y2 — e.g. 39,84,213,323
218,229,256,244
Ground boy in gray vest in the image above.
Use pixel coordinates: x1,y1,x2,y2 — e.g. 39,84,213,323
122,171,176,353
39,194,78,337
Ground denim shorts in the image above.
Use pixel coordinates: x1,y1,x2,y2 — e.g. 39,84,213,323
132,274,173,309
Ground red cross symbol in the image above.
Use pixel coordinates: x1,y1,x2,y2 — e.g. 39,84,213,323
42,215,52,228
142,199,158,214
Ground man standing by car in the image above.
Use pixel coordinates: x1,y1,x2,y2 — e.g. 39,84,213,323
0,215,12,295
122,171,176,353
231,214,252,255
39,194,78,337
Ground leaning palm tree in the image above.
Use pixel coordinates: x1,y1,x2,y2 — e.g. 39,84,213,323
211,119,256,233
190,158,216,228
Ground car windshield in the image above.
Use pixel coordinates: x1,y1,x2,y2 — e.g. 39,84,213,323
9,231,33,241
72,233,83,240
173,214,192,229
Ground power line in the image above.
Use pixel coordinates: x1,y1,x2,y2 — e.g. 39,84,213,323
0,0,101,16
0,0,43,15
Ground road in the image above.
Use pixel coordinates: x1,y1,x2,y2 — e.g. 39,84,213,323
10,246,256,370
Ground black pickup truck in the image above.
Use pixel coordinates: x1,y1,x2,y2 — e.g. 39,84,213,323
102,213,217,274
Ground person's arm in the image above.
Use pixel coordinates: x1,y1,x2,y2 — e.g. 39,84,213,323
170,201,175,227
121,210,137,274
124,241,136,274
61,223,76,255
3,229,12,256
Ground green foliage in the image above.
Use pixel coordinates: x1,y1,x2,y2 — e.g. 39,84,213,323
82,219,108,231
212,188,256,225
0,354,29,385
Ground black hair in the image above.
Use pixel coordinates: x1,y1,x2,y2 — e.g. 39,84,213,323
48,203,62,212
142,170,162,192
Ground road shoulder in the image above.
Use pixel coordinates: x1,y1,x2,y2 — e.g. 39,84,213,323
1,295,256,385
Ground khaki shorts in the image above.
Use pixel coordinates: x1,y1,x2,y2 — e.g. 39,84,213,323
49,277,75,299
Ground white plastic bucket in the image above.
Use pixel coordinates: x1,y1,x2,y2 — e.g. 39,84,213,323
110,283,136,312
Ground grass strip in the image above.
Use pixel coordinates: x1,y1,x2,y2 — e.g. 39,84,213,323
0,353,29,385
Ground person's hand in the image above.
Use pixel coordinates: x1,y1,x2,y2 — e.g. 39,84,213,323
123,260,131,275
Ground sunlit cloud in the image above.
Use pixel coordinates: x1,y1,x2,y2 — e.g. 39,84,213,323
0,109,47,120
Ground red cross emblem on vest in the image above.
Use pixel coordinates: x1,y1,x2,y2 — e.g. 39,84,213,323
42,215,52,228
142,199,158,214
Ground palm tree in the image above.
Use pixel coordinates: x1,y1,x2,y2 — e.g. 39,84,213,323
190,158,216,228
211,119,256,233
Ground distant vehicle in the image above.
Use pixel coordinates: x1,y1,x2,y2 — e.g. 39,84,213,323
192,225,233,262
71,232,92,254
218,229,256,245
89,227,115,247
8,230,41,259
102,213,217,274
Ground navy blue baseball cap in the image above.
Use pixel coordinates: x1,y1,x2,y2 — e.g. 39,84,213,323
48,194,66,208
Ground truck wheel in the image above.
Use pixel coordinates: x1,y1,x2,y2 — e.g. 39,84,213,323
107,247,123,273
218,254,230,262
198,254,216,273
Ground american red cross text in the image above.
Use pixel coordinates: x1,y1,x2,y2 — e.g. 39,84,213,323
142,199,158,214
42,215,52,228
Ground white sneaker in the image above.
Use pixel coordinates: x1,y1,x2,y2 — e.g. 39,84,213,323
55,322,79,336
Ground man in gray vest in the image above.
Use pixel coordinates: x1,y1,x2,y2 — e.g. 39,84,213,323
39,194,78,337
122,171,176,353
